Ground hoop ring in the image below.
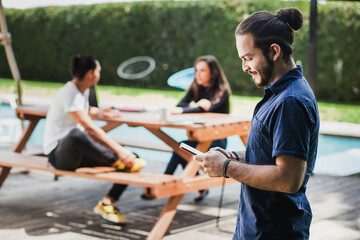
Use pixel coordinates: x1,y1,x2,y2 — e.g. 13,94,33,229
117,56,156,80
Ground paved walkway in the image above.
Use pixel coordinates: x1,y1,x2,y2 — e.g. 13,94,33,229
320,121,360,138
0,142,359,240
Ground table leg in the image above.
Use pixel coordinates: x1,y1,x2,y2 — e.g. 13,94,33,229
144,128,211,239
145,127,192,161
147,194,184,240
239,134,248,146
0,167,11,188
13,118,40,153
101,122,122,133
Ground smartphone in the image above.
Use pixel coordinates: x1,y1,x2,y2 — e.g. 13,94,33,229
179,143,204,155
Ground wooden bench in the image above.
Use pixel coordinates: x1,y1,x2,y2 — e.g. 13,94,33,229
0,151,236,238
2,105,250,239
0,151,234,199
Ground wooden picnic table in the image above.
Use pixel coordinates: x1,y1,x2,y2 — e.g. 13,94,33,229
2,105,251,239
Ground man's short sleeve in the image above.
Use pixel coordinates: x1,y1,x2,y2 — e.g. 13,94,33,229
271,97,311,161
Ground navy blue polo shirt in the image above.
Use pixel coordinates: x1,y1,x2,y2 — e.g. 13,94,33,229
234,66,319,240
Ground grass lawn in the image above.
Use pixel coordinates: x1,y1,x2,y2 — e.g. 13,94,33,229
1,78,359,124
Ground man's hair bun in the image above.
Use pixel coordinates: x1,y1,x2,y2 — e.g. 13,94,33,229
276,8,303,31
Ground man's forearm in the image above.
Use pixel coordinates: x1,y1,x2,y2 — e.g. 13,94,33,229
226,156,306,194
229,150,245,162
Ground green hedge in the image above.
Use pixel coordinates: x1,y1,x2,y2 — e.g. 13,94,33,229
0,0,359,103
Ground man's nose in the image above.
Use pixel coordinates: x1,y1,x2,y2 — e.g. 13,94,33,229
242,62,250,72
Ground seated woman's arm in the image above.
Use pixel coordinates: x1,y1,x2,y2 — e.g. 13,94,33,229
184,90,230,113
176,89,193,108
88,106,121,119
175,89,204,113
206,91,229,113
69,110,135,166
178,90,229,114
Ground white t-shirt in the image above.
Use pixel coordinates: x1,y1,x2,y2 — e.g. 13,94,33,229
43,81,89,155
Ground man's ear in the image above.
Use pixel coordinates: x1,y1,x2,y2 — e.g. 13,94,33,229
85,69,94,79
269,44,281,62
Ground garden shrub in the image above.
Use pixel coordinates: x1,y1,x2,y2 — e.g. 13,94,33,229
0,0,359,102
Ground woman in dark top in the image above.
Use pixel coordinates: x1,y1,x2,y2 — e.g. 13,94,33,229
142,55,232,202
173,56,231,115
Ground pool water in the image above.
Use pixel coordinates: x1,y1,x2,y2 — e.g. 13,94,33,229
1,104,360,175
317,135,360,156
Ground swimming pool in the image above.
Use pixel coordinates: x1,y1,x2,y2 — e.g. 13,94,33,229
1,104,360,176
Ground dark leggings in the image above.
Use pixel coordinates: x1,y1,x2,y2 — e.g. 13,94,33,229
48,128,127,201
164,139,227,192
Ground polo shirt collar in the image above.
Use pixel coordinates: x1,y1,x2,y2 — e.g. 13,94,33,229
265,65,303,95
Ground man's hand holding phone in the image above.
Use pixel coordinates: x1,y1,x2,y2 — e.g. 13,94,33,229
194,150,228,177
179,143,205,167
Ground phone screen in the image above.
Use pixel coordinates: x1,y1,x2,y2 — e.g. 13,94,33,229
179,143,204,155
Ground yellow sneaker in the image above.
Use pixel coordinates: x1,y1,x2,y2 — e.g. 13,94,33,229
93,201,126,223
115,158,146,172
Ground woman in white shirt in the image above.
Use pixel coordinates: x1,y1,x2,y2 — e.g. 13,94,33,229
43,55,136,224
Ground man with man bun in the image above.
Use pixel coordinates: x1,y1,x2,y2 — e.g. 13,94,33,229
195,8,319,239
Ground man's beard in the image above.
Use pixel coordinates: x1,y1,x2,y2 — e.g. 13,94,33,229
257,55,274,87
